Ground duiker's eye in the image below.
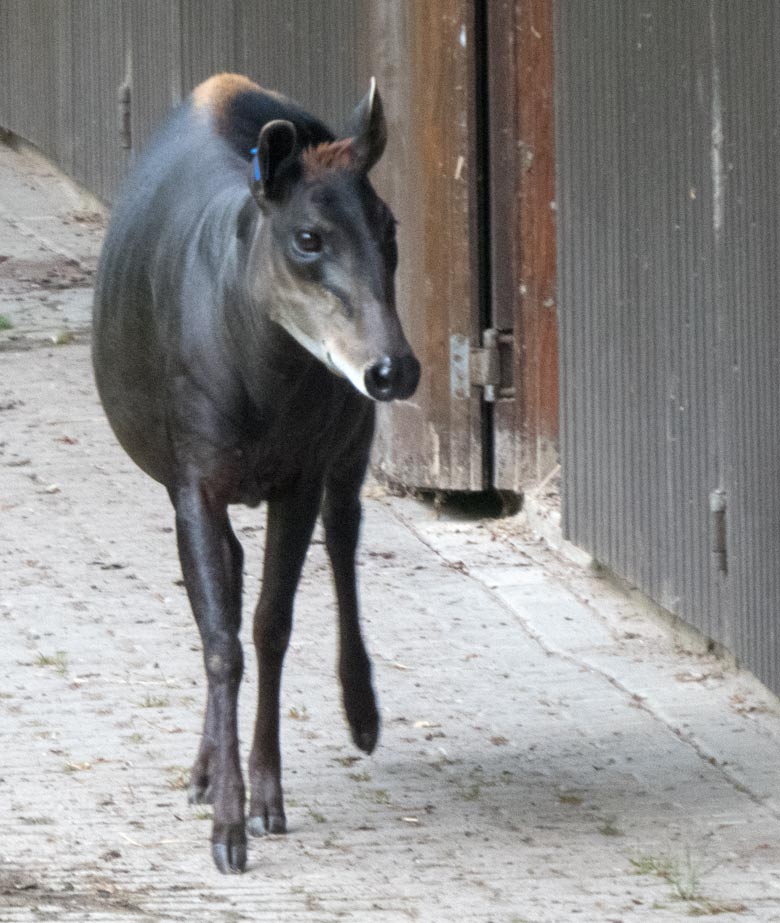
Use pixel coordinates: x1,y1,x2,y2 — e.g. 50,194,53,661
294,229,323,254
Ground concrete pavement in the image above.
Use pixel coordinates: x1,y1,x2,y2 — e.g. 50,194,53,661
2,139,780,922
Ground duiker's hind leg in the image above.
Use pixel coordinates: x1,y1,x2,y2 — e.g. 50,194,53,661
174,486,246,874
322,468,379,754
248,482,322,837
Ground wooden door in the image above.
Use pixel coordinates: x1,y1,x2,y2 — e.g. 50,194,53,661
368,1,486,492
486,0,558,491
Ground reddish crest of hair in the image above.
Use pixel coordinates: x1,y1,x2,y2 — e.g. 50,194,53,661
193,73,261,120
302,138,357,179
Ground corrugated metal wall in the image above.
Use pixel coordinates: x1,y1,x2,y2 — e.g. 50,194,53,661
717,2,780,687
0,0,367,202
556,0,780,691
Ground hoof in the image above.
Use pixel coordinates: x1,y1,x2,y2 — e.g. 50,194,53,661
188,782,213,805
211,824,247,874
349,712,380,754
247,812,287,837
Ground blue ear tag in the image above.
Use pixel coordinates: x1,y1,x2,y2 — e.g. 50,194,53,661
250,147,262,183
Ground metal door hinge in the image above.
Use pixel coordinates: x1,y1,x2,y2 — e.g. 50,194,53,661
709,488,727,574
450,329,513,403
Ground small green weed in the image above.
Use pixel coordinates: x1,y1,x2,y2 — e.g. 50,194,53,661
597,815,624,837
35,651,68,675
630,849,742,914
0,315,13,331
333,755,361,768
140,694,170,708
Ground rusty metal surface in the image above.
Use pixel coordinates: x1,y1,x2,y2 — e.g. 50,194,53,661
488,0,558,491
370,0,484,491
556,0,780,692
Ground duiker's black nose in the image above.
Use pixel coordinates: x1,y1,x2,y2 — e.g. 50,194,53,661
365,355,421,401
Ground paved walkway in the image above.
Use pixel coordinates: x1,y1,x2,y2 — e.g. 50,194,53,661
2,140,780,922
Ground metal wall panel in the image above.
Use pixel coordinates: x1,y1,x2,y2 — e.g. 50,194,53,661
180,0,239,92
0,0,366,201
556,1,725,639
0,0,60,156
235,0,368,132
717,3,780,690
68,2,129,203
557,0,780,691
127,0,184,154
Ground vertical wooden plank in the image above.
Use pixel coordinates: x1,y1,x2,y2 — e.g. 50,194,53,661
370,0,484,491
488,0,558,491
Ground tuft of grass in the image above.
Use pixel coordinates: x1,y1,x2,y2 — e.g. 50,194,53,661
597,815,624,837
688,901,748,917
348,771,371,783
333,755,361,768
365,788,391,805
287,705,309,721
35,651,68,675
631,854,675,878
194,807,211,821
140,694,170,708
630,850,739,912
307,807,327,824
0,315,13,331
166,766,190,790
459,783,482,802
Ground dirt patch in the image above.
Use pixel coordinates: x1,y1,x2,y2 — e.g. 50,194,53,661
0,864,151,918
0,255,95,288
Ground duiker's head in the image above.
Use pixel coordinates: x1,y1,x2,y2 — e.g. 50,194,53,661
246,81,420,401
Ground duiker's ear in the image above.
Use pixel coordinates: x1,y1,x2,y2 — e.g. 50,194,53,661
342,77,387,173
251,119,298,202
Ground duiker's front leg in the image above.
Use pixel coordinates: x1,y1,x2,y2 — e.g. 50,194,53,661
248,482,322,837
322,473,379,754
187,524,243,807
174,486,246,874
